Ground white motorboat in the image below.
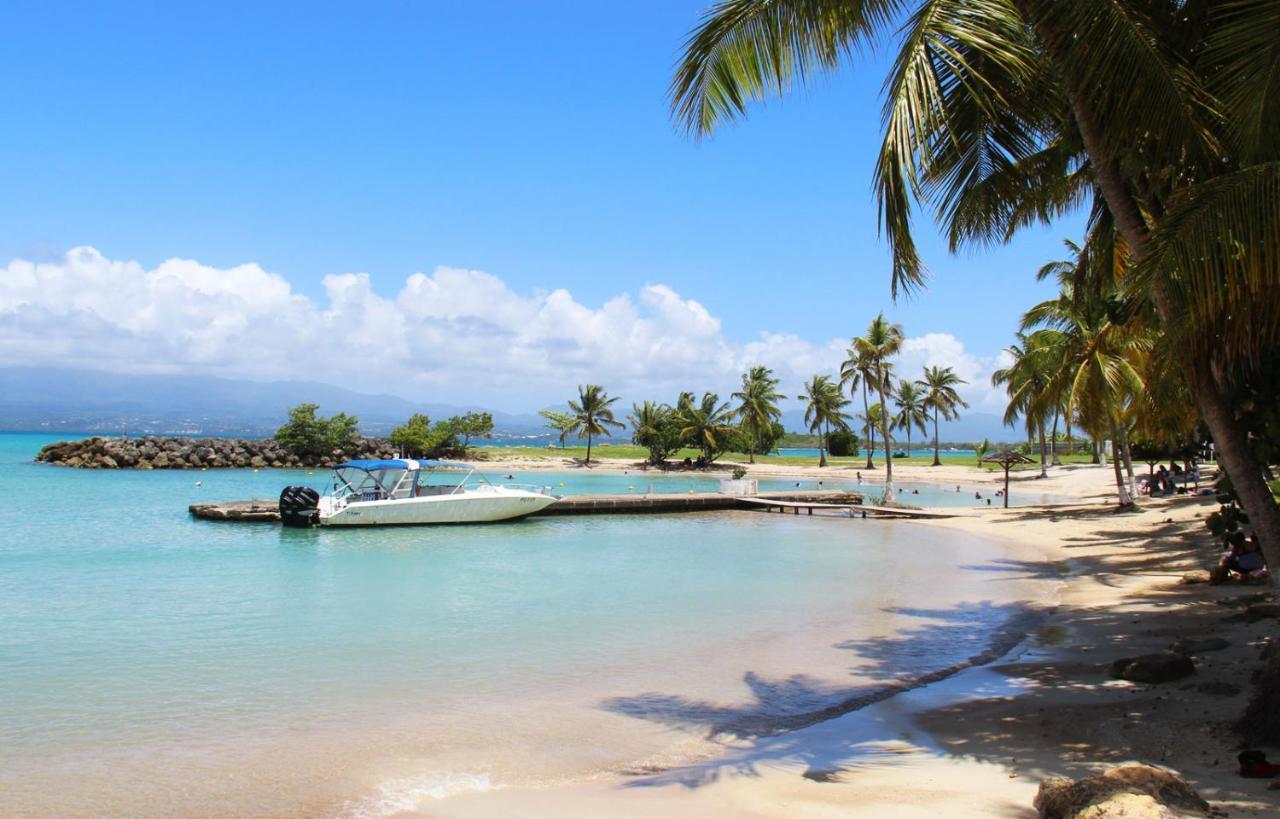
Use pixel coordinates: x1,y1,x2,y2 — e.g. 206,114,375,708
279,459,558,527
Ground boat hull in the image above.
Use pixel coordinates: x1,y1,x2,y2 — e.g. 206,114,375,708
317,490,557,526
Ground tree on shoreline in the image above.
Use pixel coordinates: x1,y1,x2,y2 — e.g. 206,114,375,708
840,346,877,469
566,385,624,466
538,409,576,448
891,380,928,458
854,314,902,495
919,366,968,467
678,392,736,466
800,374,850,467
732,366,784,463
628,400,679,465
276,403,360,459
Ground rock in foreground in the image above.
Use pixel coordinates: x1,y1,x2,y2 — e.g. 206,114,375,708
1109,652,1196,684
1035,765,1211,818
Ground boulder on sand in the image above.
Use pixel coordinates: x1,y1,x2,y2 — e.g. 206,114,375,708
1109,652,1195,684
1035,765,1211,818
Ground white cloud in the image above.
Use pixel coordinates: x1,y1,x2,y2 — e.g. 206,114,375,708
0,246,1009,411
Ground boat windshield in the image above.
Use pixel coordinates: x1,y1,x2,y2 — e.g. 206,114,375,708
333,466,414,501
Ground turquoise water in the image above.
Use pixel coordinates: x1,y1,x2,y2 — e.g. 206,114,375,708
0,433,1052,816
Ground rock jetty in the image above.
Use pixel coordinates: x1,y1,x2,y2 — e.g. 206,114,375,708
35,436,399,470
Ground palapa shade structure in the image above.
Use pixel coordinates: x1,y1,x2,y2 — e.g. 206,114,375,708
981,451,1035,508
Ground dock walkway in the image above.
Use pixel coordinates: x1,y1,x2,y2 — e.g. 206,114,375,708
190,489,955,523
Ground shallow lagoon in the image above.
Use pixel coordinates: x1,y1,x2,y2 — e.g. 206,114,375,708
0,434,1055,815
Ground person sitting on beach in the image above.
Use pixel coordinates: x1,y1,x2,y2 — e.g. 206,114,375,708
974,491,982,499
1213,535,1268,584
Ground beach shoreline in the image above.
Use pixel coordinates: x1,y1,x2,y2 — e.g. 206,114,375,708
418,464,1280,818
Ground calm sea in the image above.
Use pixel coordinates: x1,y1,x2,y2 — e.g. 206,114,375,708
0,433,1054,816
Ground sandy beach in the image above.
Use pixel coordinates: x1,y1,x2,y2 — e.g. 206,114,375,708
420,461,1280,818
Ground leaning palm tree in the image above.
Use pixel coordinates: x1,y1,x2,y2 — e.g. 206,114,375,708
732,365,785,463
678,392,736,466
800,374,850,467
918,366,969,466
853,314,903,494
668,0,1280,590
566,384,624,466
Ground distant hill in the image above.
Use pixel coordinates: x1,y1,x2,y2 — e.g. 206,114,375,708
0,368,548,437
779,408,1020,446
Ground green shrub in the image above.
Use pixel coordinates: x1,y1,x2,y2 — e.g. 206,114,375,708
827,429,857,457
275,403,360,459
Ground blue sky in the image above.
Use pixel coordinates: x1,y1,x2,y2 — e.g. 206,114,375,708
0,1,1083,413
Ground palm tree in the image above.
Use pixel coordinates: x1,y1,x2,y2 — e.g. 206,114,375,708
840,346,877,469
566,384,624,466
991,334,1056,480
732,366,784,463
678,392,736,466
668,0,1280,591
628,400,675,465
800,375,850,467
853,314,903,495
891,380,929,458
918,366,969,466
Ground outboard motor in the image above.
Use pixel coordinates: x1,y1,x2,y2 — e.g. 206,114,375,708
279,485,320,528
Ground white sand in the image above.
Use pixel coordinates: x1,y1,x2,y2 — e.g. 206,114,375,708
411,462,1279,818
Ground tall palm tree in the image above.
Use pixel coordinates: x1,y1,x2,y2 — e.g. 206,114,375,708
918,366,969,466
567,384,624,467
891,380,928,458
853,314,903,495
668,0,1280,589
732,366,784,463
839,346,878,469
678,392,736,466
800,374,850,467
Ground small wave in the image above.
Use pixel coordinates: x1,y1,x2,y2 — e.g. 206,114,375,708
341,770,498,818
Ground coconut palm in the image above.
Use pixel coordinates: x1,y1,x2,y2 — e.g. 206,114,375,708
918,366,969,466
800,374,850,467
840,346,878,469
991,334,1057,480
628,400,676,465
891,380,928,458
732,366,785,463
853,314,903,495
668,0,1280,589
566,384,624,466
678,392,736,466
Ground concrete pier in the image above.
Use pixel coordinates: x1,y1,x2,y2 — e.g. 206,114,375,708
188,489,955,523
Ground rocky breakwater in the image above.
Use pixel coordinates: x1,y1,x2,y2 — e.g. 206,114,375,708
35,436,399,470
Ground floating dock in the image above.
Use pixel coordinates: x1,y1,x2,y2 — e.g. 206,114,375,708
189,489,957,523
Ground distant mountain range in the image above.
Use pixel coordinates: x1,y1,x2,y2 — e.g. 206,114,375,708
1,367,1021,443
0,368,547,437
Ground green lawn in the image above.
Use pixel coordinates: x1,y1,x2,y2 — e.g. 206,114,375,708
471,443,1092,470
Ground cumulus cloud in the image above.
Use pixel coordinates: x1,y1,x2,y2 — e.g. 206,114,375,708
0,247,1008,410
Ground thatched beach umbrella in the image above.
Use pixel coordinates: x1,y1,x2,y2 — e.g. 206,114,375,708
981,451,1035,508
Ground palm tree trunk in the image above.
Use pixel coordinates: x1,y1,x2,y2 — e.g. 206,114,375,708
1110,422,1130,506
748,426,756,464
932,406,941,467
586,432,593,466
862,381,874,469
819,422,827,467
878,367,894,498
1025,1,1280,578
1118,422,1137,500
1050,410,1061,466
1038,422,1048,479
